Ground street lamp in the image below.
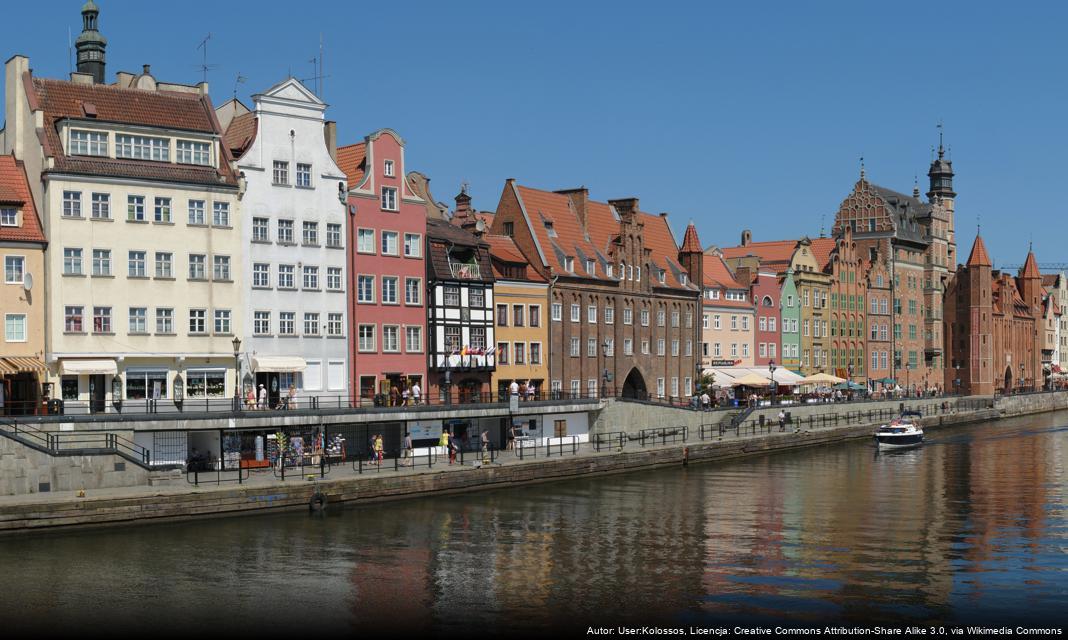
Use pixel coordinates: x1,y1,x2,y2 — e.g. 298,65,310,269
769,360,777,406
232,336,242,410
601,339,611,399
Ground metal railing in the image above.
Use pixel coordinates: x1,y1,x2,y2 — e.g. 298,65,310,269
593,431,626,452
637,426,689,447
187,466,251,486
0,416,158,468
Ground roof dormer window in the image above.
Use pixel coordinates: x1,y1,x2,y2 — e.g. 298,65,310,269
0,207,18,227
586,259,595,275
70,129,108,157
384,159,395,177
659,269,666,284
116,134,169,161
680,273,688,286
565,256,575,273
544,221,557,238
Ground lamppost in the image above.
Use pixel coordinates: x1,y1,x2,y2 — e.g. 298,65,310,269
601,339,611,399
232,336,242,411
769,360,777,406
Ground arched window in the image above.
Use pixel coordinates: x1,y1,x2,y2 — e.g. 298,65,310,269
762,295,773,307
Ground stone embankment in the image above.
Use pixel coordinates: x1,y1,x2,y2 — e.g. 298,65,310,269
0,392,1061,535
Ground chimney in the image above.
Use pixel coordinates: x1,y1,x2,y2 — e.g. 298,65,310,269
323,121,337,163
115,71,135,88
70,72,94,85
5,55,30,158
741,229,752,247
607,197,638,222
454,187,473,220
555,187,589,230
142,64,151,75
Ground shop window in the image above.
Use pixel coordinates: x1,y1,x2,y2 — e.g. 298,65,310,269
186,370,226,398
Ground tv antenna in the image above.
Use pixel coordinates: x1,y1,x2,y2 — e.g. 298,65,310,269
299,34,330,98
233,72,246,101
195,33,219,83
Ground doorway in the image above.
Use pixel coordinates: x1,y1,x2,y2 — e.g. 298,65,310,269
621,367,648,400
89,374,106,413
255,372,281,409
1004,366,1013,393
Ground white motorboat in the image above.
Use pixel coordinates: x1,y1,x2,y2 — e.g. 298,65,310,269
874,411,924,449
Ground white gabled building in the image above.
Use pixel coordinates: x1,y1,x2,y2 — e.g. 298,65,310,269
219,78,349,407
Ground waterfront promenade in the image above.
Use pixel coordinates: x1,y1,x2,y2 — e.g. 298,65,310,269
1,391,1047,534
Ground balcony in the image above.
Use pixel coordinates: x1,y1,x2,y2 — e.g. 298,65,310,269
449,261,481,280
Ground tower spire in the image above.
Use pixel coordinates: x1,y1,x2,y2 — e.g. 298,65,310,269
74,1,107,84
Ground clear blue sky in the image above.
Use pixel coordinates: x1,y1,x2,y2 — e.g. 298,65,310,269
5,1,1066,269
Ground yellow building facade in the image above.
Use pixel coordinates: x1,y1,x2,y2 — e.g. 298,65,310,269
485,235,549,399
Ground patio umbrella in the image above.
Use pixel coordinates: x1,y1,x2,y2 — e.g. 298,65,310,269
833,381,866,390
731,373,770,387
798,372,846,385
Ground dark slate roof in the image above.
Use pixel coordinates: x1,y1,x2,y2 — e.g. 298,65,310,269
869,183,931,246
426,218,494,283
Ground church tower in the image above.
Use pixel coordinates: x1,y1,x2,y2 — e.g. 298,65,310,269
75,1,107,84
927,131,956,256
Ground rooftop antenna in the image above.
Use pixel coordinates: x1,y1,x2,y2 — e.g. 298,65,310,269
195,33,218,84
820,214,826,238
937,120,944,156
299,35,330,98
233,72,246,102
67,26,73,75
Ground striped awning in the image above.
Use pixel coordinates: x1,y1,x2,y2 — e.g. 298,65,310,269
0,359,14,374
2,357,46,374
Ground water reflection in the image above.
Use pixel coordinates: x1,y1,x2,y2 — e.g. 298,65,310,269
1,412,1065,633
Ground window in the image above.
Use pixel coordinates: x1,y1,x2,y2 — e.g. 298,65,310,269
588,338,597,357
383,159,395,177
214,309,232,335
731,343,738,357
357,229,375,253
657,378,665,398
640,309,649,326
381,186,398,211
127,251,146,277
525,305,539,328
381,231,399,255
741,316,749,331
381,276,398,303
470,327,486,351
183,200,204,225
93,306,112,333
586,259,595,275
188,309,206,334
213,256,231,281
278,264,295,289
4,256,24,283
443,285,460,306
5,314,26,342
444,326,462,353
92,249,111,276
570,304,580,322
714,314,721,330
623,307,633,325
657,339,665,356
186,370,226,398
116,135,169,161
405,277,421,304
657,309,665,326
471,288,484,307
254,311,271,335
326,223,342,248
213,202,230,227
296,163,312,187
301,265,319,290
357,275,375,302
273,161,290,185
0,207,16,226
382,329,401,352
672,311,680,328
624,338,633,355
759,317,767,332
188,254,206,280
403,233,422,257
65,306,84,332
70,129,108,156
570,337,580,357
530,342,541,364
504,222,515,237
327,313,343,337
252,217,270,242
277,312,295,336
405,326,422,352
571,380,581,397
63,191,82,217
497,304,508,326
742,343,749,357
251,263,270,288
552,303,562,321
671,377,679,398
85,192,111,220
327,267,342,291
604,306,614,325
672,340,680,356
730,315,738,330
126,195,145,222
641,340,650,355
156,308,173,334
64,248,83,275
176,140,211,165
278,220,294,244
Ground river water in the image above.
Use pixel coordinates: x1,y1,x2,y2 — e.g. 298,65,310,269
2,411,1066,635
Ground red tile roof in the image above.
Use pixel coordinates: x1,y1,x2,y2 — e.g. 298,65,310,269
337,143,366,186
681,223,702,253
638,211,692,290
515,185,605,280
1021,250,1041,279
1041,274,1059,287
31,76,236,186
223,112,257,159
966,235,992,267
809,237,836,270
485,233,546,282
703,253,744,289
720,239,798,266
0,155,45,244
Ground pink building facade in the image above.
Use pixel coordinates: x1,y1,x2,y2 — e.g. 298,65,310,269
750,270,782,367
339,130,428,403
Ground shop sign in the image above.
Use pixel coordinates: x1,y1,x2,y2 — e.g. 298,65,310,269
409,420,442,440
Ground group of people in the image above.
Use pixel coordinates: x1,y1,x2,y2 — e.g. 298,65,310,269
387,381,422,407
508,380,538,401
366,433,385,465
244,384,299,410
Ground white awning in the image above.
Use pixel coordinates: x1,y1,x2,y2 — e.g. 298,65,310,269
252,356,307,373
61,359,118,375
702,366,804,387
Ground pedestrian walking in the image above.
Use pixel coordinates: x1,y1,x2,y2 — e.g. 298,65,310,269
411,381,421,405
401,386,410,406
402,431,413,466
245,386,256,410
448,432,457,465
778,409,786,432
526,381,535,402
374,434,384,465
480,429,489,458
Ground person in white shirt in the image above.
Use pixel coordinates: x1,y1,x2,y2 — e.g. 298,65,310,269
257,384,267,410
411,382,421,405
509,380,520,396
